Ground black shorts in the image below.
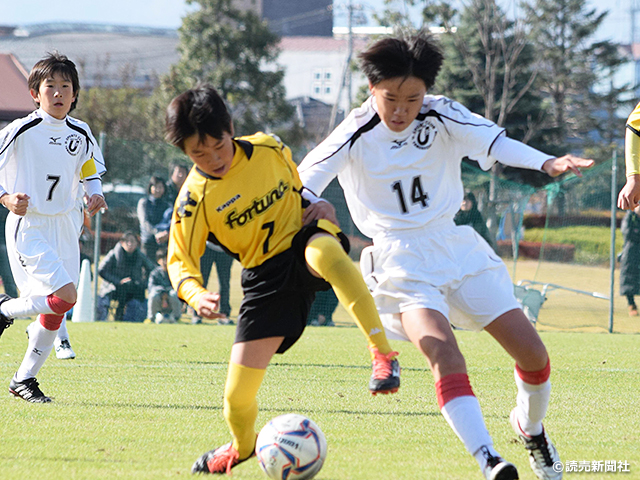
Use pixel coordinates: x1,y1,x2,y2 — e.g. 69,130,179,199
235,221,349,354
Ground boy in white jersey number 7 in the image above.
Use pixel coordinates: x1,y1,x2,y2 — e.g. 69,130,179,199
0,52,107,403
299,32,593,480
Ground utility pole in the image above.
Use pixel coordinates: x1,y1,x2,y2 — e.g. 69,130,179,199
329,0,355,131
346,0,353,110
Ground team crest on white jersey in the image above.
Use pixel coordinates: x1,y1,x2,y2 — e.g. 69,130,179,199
411,119,437,150
65,134,83,155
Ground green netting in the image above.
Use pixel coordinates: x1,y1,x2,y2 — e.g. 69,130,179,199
460,158,633,333
91,136,633,332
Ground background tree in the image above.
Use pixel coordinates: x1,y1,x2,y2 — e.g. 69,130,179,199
522,0,612,153
151,0,293,139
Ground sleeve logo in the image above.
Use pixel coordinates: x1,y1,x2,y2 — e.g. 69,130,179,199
176,190,197,218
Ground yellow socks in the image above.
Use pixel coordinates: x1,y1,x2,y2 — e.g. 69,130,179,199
305,235,393,358
223,362,266,459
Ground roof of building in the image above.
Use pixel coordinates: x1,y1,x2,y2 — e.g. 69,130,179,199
0,53,33,121
0,23,179,90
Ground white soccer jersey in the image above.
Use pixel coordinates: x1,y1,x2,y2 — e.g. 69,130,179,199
0,108,106,216
298,95,548,239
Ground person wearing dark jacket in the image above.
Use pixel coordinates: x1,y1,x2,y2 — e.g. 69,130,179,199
620,205,640,316
137,176,172,261
164,163,189,205
98,232,155,321
454,191,495,249
147,248,182,323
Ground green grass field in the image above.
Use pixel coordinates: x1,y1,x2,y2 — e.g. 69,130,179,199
1,320,639,479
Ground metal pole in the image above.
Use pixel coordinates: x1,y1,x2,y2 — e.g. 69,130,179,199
346,0,353,110
92,131,106,322
609,149,617,333
329,1,354,132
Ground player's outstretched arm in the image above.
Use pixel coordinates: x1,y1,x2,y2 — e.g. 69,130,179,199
618,175,640,210
541,155,594,178
0,192,30,216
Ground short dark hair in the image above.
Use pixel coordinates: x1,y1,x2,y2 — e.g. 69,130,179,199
165,84,233,152
156,247,167,261
147,175,166,194
169,162,188,173
28,51,81,112
358,31,444,90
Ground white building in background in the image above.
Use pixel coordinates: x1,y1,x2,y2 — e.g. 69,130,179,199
278,35,371,117
0,21,380,121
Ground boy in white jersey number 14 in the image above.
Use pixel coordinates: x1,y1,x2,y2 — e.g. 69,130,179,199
299,32,593,480
0,52,107,403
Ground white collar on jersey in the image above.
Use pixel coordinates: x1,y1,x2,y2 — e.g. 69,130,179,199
37,108,68,125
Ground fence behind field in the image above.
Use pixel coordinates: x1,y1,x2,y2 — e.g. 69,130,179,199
67,136,635,332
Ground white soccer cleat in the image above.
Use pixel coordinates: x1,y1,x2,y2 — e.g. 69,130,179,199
510,408,562,480
54,338,76,360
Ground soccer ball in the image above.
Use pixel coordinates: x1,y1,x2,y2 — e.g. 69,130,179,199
255,413,327,480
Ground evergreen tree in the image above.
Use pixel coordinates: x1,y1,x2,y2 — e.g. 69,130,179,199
522,0,618,153
153,0,293,138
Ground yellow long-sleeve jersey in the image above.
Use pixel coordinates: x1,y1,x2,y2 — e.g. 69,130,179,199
626,101,640,176
167,132,306,308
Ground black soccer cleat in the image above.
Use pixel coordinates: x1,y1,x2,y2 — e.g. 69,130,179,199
480,446,519,480
9,377,52,403
0,293,14,340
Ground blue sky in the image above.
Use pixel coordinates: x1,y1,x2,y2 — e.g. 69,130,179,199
0,0,630,43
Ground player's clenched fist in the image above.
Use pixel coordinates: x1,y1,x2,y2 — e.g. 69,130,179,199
86,193,108,216
0,192,30,216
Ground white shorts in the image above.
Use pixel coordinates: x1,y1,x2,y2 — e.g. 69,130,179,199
361,222,520,340
5,211,82,297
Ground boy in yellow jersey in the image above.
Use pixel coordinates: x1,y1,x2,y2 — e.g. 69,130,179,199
618,101,640,210
165,84,400,475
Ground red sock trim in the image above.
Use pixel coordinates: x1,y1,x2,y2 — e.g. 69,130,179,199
435,373,475,409
46,294,75,314
516,357,551,385
39,313,64,331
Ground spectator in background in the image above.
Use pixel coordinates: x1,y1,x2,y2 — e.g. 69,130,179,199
98,232,155,322
137,175,172,261
165,163,189,205
147,247,182,324
194,243,234,325
620,205,640,316
454,191,495,250
154,205,235,326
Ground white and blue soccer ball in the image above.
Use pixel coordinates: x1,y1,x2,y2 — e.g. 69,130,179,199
255,413,327,480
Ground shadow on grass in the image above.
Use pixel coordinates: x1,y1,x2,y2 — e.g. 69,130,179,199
65,401,438,417
187,360,430,373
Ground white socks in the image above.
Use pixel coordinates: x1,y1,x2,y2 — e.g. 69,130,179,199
15,319,58,382
1,295,54,318
56,316,69,341
514,372,551,437
441,395,499,470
